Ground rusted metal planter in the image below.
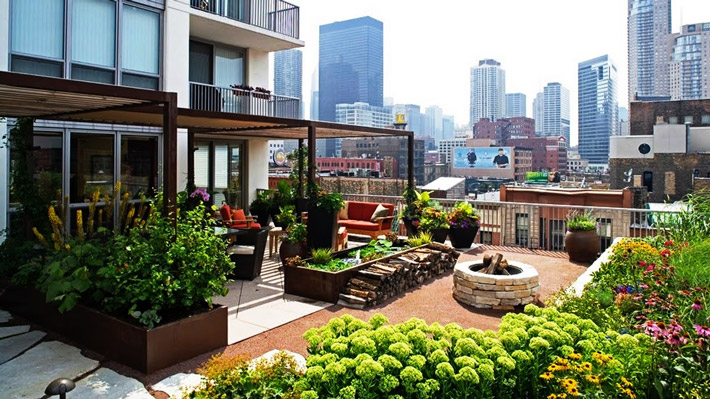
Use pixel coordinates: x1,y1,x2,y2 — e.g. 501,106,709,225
0,287,227,374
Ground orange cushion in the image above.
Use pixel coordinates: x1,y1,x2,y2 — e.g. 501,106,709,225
232,222,261,229
220,205,232,222
339,220,380,231
232,209,246,222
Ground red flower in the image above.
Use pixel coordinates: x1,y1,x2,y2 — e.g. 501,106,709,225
664,240,674,247
638,261,648,267
660,249,671,257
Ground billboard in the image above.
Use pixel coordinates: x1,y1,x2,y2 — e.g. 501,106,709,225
272,149,287,166
526,171,548,183
452,147,512,169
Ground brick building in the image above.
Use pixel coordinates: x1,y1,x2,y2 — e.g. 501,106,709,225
473,117,535,143
507,136,567,173
609,99,710,202
315,157,393,177
340,137,425,184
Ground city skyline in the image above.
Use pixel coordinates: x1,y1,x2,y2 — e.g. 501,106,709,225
285,0,710,146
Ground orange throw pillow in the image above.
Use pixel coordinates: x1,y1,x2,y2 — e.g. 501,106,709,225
232,209,246,222
220,205,232,222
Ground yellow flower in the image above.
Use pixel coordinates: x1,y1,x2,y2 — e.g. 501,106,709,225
567,386,580,396
540,372,554,381
561,378,577,388
586,374,600,385
547,395,557,399
569,353,582,360
556,357,569,365
65,244,71,250
558,394,567,399
581,362,592,371
621,377,633,387
32,227,49,248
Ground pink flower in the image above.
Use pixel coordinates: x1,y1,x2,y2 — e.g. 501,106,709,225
692,299,703,311
694,325,710,339
638,261,648,267
660,249,671,257
665,332,687,346
664,240,674,247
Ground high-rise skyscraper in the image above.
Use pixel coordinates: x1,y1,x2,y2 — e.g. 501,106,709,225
470,59,506,126
628,0,671,101
670,22,710,100
542,82,570,142
505,93,527,118
336,102,393,127
442,115,455,141
532,92,544,135
310,69,319,120
319,16,383,156
578,55,618,164
392,104,422,135
274,50,302,99
425,105,443,143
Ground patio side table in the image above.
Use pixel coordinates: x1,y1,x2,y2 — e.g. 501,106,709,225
268,227,284,257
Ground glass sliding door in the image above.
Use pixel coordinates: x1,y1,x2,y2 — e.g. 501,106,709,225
70,133,114,203
120,136,158,198
194,140,246,210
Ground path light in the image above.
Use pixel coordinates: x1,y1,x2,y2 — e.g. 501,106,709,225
45,378,75,399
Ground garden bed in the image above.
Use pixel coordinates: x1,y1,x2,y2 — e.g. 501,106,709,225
0,287,227,374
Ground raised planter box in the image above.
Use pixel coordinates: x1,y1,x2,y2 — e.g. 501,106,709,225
0,287,227,374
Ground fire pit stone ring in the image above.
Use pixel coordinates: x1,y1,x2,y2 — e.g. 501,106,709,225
452,260,539,309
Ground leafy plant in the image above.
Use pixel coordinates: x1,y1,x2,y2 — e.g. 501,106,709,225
401,189,435,222
566,210,597,231
447,202,480,229
273,180,295,212
673,238,710,287
310,248,333,265
655,190,710,245
408,232,432,247
315,192,345,213
275,205,296,228
249,189,274,214
419,206,449,231
284,223,307,243
349,239,398,262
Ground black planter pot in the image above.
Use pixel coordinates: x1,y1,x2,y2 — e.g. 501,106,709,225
429,228,449,243
250,208,270,226
307,205,338,249
295,198,311,223
402,218,419,237
448,226,480,248
279,241,308,267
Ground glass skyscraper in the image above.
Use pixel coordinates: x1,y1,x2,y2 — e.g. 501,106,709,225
543,82,570,142
318,16,383,156
628,0,671,101
578,55,618,164
505,93,527,118
274,49,303,117
470,59,506,126
670,23,710,100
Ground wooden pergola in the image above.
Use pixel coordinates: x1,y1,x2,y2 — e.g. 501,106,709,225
0,71,414,214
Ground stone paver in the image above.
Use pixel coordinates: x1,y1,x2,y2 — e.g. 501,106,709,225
72,368,153,399
152,372,202,399
253,349,306,372
0,325,30,339
0,310,11,323
0,330,46,364
0,340,99,398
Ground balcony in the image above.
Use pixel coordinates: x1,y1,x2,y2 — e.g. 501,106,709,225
190,82,300,118
190,0,299,39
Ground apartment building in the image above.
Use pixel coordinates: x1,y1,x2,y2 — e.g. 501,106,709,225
1,0,303,233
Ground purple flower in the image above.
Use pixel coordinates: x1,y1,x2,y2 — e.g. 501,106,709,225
692,299,703,311
190,188,210,202
695,325,710,339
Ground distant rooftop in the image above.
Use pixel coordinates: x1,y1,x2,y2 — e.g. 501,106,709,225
422,177,465,191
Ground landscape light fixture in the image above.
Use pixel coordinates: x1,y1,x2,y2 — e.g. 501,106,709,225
45,378,75,399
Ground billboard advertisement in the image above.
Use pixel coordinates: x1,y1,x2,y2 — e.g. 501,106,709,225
452,147,512,169
526,171,548,183
272,149,287,166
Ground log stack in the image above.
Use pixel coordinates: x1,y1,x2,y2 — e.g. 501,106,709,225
338,242,460,308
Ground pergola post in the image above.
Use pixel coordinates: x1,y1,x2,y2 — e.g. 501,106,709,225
407,132,415,188
163,94,178,220
187,129,195,191
307,125,316,192
297,138,304,197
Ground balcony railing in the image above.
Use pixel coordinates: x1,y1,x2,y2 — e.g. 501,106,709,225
190,82,300,118
190,0,300,39
341,194,679,252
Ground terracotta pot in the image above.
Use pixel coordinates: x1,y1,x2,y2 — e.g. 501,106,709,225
564,229,600,263
448,226,480,248
279,240,307,267
429,228,449,243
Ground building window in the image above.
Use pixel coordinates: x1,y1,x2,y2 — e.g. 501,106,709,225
550,220,566,251
684,115,694,124
10,0,65,77
702,114,710,124
669,116,679,124
479,231,493,245
597,218,612,251
122,5,160,89
515,213,529,246
194,140,246,209
643,171,653,193
70,0,116,84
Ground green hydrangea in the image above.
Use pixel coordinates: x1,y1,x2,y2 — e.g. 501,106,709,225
355,358,384,379
523,304,542,316
429,349,449,364
499,332,521,350
539,330,561,345
477,363,495,382
369,313,389,329
427,322,446,339
454,366,480,384
324,362,347,381
427,338,452,353
559,345,575,356
435,362,455,379
378,354,403,371
407,354,427,369
320,353,338,366
339,357,356,370
304,329,323,350
464,328,486,343
388,395,404,399
416,378,441,398
389,342,413,360
400,365,424,385
529,337,550,351
511,349,531,364
338,385,356,399
454,337,486,357
577,319,599,331
301,390,318,399
486,345,508,359
331,342,349,356
347,319,372,335
576,339,597,353
372,326,397,346
563,324,581,339
407,329,428,352
378,374,399,393
496,356,516,371
454,356,478,369
307,354,323,367
306,366,325,381
350,335,377,355
327,317,347,334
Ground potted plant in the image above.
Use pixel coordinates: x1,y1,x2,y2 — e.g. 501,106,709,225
230,84,254,96
564,210,600,263
275,205,296,229
418,206,449,243
279,222,307,266
249,189,273,226
447,201,481,248
400,188,433,237
307,186,344,250
271,180,294,225
253,87,272,100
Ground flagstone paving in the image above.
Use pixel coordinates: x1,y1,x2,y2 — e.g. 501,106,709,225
0,324,30,339
72,368,154,399
0,330,46,364
151,373,203,399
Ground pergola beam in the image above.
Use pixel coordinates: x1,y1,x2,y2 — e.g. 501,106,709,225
307,125,316,190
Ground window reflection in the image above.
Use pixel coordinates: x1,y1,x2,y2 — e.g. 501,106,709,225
121,136,158,198
70,133,114,203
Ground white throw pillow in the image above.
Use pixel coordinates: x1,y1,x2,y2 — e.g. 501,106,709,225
370,204,389,222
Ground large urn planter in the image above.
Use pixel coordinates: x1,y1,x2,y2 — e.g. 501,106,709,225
279,240,308,267
564,229,600,263
0,287,227,374
307,205,338,249
429,228,449,243
250,208,270,226
402,218,419,237
448,226,480,248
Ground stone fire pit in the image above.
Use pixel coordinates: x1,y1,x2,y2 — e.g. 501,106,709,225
452,260,539,310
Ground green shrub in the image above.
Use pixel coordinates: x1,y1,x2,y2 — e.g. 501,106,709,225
655,190,710,245
566,210,596,231
408,232,432,247
673,238,710,287
285,223,307,243
276,205,296,227
311,248,333,265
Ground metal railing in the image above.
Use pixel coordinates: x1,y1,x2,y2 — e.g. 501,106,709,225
190,82,300,118
190,0,300,39
341,194,679,252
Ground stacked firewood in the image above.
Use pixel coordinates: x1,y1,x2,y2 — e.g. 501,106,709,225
338,242,460,308
480,253,511,275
